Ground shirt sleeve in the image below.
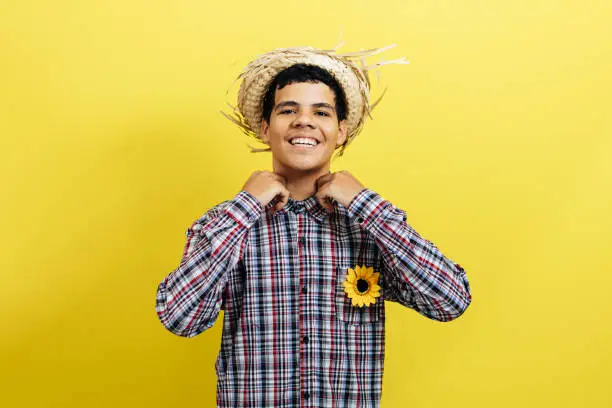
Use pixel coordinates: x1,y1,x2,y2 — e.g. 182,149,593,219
347,188,472,322
155,190,264,337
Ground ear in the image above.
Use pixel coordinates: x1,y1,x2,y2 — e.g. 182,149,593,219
260,120,270,144
336,119,348,146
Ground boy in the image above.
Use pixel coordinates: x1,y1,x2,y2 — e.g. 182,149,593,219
155,46,471,408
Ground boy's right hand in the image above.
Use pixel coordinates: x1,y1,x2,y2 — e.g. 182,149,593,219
242,171,290,212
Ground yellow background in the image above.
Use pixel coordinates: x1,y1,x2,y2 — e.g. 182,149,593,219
1,1,611,406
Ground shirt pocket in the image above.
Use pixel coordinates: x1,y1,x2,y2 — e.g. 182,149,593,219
333,264,384,325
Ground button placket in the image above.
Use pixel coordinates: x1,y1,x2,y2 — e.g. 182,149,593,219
296,212,309,403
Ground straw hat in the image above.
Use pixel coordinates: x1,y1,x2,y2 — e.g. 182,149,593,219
222,43,408,157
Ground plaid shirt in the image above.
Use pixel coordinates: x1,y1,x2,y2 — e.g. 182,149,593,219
156,188,471,408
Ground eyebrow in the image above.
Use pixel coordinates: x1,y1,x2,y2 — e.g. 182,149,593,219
275,101,336,112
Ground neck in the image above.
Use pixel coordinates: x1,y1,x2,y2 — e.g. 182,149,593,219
272,160,331,201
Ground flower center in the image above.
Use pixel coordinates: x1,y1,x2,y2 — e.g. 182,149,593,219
356,278,370,294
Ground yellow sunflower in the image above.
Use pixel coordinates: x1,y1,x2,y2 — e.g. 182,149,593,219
341,265,381,307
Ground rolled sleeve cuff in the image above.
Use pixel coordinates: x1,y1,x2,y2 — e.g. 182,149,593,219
223,190,265,228
347,188,392,227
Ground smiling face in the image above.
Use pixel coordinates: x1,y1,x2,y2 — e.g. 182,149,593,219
260,81,348,174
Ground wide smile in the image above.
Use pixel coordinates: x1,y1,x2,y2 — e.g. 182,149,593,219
287,136,321,150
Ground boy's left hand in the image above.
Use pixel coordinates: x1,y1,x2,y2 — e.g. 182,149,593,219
315,171,365,212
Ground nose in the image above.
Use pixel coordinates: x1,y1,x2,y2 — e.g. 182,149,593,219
292,111,315,129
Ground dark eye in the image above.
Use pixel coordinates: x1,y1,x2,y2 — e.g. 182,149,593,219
316,111,330,117
279,109,295,114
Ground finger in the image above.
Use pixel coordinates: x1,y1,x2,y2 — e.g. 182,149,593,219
274,200,283,212
275,187,290,211
315,173,333,190
315,189,333,213
267,195,279,212
327,197,334,212
324,197,333,212
274,197,284,212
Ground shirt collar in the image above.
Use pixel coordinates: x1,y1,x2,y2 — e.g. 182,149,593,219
264,195,340,222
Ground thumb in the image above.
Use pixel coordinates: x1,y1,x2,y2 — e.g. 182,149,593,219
315,190,333,213
274,186,290,212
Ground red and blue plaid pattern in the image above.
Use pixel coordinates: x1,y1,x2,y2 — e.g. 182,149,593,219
156,188,471,407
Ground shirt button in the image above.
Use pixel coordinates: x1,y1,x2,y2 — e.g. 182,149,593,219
299,237,306,246
302,286,307,294
357,216,364,223
303,391,310,400
302,335,309,344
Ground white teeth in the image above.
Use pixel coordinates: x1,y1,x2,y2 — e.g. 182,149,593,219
290,137,318,146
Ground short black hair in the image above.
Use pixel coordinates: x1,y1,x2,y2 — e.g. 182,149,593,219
261,63,348,124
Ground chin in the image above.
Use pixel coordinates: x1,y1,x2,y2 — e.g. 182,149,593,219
279,156,328,172
288,162,324,172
